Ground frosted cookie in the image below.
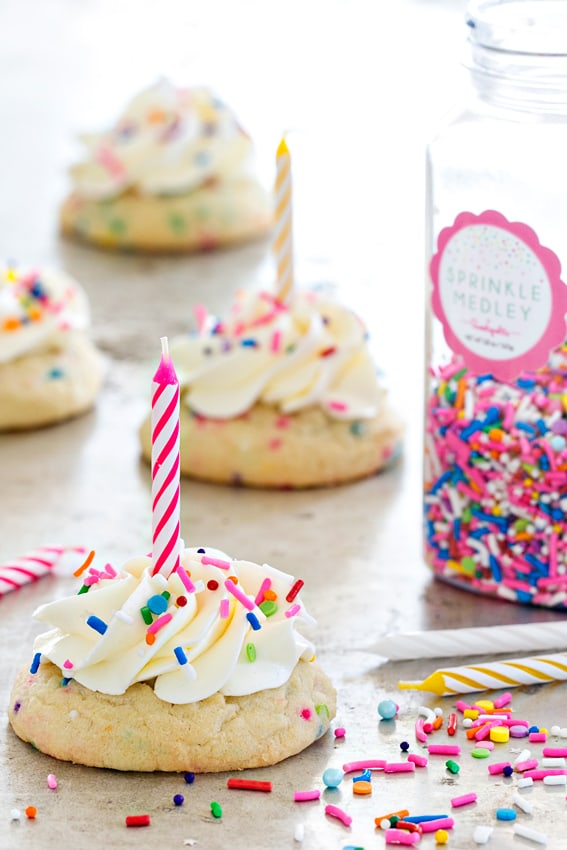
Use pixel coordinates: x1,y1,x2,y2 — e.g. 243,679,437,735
0,265,104,430
60,80,272,253
9,546,336,772
139,289,403,488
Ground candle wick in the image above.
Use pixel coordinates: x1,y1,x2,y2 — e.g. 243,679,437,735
160,336,170,361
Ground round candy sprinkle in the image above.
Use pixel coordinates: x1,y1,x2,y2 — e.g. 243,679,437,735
184,772,195,784
173,794,184,806
334,727,346,738
25,806,37,819
400,740,410,752
147,594,168,615
378,699,398,720
435,829,450,845
503,765,514,777
322,767,344,788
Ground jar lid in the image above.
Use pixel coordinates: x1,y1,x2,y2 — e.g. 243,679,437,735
467,0,567,55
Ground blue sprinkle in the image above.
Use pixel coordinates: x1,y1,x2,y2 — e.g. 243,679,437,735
240,338,258,348
516,422,536,436
483,406,500,424
174,646,188,665
194,150,210,167
29,652,41,674
404,815,449,823
48,367,64,379
173,794,184,806
476,374,494,383
496,808,516,821
536,418,548,435
529,725,539,733
197,548,206,553
61,678,72,687
86,615,108,635
453,518,461,540
352,769,371,782
517,378,536,389
489,554,502,582
246,612,261,631
147,593,168,615
184,772,195,784
460,420,483,440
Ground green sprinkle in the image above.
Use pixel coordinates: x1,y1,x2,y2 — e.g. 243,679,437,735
471,748,491,759
285,344,296,354
169,212,186,233
315,704,329,720
462,507,472,524
140,606,153,625
246,642,256,662
514,519,530,531
349,421,366,437
161,591,171,600
77,584,89,595
390,816,400,827
454,367,468,380
461,556,476,575
210,801,222,818
445,759,460,774
108,218,126,236
259,600,277,617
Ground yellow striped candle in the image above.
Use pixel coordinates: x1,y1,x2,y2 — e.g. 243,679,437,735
398,652,567,696
273,136,294,304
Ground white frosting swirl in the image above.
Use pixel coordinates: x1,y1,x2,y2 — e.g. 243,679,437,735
71,80,258,200
0,265,90,364
32,546,315,705
170,289,386,420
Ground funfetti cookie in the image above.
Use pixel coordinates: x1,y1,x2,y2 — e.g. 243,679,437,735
139,288,404,488
9,545,336,772
0,264,104,430
60,80,272,253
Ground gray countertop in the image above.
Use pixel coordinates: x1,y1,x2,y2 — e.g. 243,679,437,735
3,2,567,848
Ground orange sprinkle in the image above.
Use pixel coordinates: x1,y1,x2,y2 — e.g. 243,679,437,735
73,550,95,577
145,633,156,646
514,532,533,542
147,108,166,124
25,806,37,819
28,307,42,321
455,378,466,410
488,428,504,441
375,809,410,828
227,575,238,584
433,715,443,730
353,780,372,795
2,317,20,331
263,589,278,601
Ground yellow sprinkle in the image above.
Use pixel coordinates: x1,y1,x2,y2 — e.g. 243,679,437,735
463,709,479,720
435,829,449,845
5,268,17,281
491,506,502,516
475,699,494,712
489,725,510,743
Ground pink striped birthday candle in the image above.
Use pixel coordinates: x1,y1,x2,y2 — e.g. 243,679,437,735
0,545,87,598
151,337,181,577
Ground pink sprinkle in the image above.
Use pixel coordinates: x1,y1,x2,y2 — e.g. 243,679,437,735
543,748,567,757
529,732,547,743
455,700,474,713
276,415,291,429
523,769,567,779
224,579,255,611
268,438,283,451
328,400,348,412
301,708,312,720
415,716,428,743
219,598,230,618
201,556,231,570
385,829,420,846
147,612,172,634
63,659,73,670
493,692,513,709
294,789,321,802
270,330,282,353
96,145,125,178
325,804,352,827
384,762,416,774
515,759,539,772
83,575,101,586
488,762,512,775
475,741,495,751
451,792,477,808
420,817,454,834
175,566,196,593
194,303,208,334
342,760,386,774
285,604,301,618
103,563,117,578
47,774,58,790
334,727,346,739
408,753,428,767
428,744,461,756
254,578,271,606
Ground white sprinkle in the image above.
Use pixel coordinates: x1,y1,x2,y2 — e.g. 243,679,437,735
294,823,305,842
513,824,547,845
183,840,197,847
550,726,561,737
513,792,533,814
543,774,566,785
69,710,79,720
514,748,531,765
559,728,567,738
115,610,134,625
542,757,565,768
183,663,197,681
473,825,493,845
380,819,391,829
10,809,21,821
518,776,534,788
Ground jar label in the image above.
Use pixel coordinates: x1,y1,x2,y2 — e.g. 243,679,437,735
430,210,567,381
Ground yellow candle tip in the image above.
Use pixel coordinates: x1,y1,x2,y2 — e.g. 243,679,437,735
277,136,290,157
398,671,449,696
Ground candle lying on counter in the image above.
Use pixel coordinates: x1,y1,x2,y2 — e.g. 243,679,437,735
374,621,567,661
0,546,87,598
398,652,567,696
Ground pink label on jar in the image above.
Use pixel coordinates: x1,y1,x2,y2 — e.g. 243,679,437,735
430,210,567,381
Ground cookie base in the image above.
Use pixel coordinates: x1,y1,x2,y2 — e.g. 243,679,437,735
60,179,272,253
9,659,336,772
140,401,403,488
0,333,105,431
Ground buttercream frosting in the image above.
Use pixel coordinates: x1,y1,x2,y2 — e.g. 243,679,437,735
32,546,316,705
70,79,258,200
170,288,386,420
0,265,90,364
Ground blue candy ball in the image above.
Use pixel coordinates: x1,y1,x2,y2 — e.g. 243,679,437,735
322,767,344,788
378,699,398,720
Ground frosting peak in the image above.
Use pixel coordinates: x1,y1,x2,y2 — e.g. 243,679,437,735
32,546,315,705
170,288,386,420
0,265,90,364
70,80,257,200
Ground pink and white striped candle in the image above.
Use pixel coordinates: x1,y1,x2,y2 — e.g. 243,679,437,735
0,545,87,598
273,136,294,304
151,337,181,577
